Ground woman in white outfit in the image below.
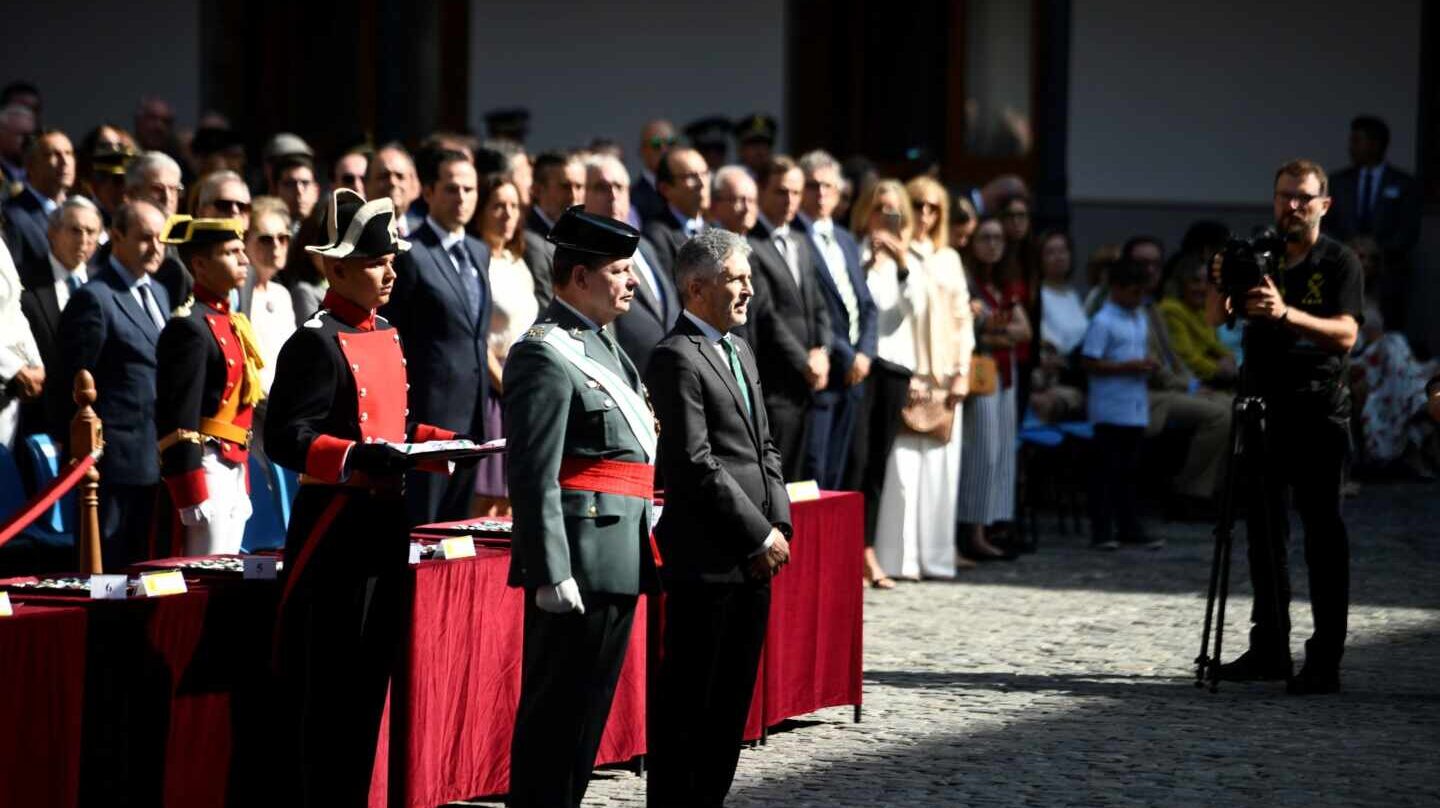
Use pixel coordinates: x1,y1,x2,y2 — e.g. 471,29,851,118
869,177,974,580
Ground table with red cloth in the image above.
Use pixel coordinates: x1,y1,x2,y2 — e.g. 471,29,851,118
0,602,87,808
369,547,647,808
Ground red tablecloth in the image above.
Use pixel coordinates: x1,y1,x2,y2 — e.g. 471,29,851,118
0,602,87,808
369,549,647,808
760,491,865,729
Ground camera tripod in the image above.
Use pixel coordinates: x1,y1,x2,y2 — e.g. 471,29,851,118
1194,392,1288,692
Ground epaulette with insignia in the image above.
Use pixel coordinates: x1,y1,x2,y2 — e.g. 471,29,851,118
5,181,22,200
173,295,194,318
523,323,556,341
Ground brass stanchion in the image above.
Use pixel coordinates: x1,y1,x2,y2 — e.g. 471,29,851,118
72,370,103,574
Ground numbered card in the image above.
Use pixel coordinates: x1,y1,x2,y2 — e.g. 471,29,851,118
0,591,12,617
140,570,188,597
439,537,476,560
785,480,821,502
90,574,129,600
242,556,279,580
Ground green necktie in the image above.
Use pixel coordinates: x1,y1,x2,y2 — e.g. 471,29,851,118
722,336,752,419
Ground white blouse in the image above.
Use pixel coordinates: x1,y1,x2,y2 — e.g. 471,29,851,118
487,250,541,363
863,240,926,372
1040,284,1089,355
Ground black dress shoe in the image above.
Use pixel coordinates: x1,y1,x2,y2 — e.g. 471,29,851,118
1216,649,1293,682
1286,666,1341,695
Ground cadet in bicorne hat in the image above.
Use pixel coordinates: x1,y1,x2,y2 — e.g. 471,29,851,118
154,215,263,557
264,188,465,806
506,206,661,808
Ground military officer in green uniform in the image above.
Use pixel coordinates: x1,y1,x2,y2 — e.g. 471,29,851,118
505,206,659,808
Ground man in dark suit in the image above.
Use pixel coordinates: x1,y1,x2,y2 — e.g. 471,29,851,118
643,146,710,274
3,129,75,275
380,153,492,525
583,154,677,374
631,119,676,227
747,155,830,481
1322,116,1422,331
505,210,658,808
19,197,101,442
90,151,193,311
794,150,878,489
60,200,170,564
646,229,792,808
526,150,584,239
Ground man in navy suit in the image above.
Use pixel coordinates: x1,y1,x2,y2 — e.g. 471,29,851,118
643,146,710,274
380,153,493,525
3,129,75,277
631,119,675,227
583,154,677,375
60,200,170,564
1322,116,1422,332
794,150,877,489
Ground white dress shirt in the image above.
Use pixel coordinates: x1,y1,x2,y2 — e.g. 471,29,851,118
0,248,41,449
48,252,88,311
250,279,297,393
668,204,705,238
111,256,165,329
807,217,860,344
630,245,663,306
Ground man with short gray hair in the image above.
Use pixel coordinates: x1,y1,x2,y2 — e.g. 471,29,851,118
111,150,191,308
645,227,792,808
709,165,758,236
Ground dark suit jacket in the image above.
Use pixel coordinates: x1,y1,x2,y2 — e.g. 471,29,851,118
89,242,192,314
525,206,553,239
642,208,696,274
18,263,69,440
631,175,666,227
2,189,50,279
612,235,678,375
647,315,790,584
746,219,831,402
1324,163,1422,256
380,222,493,437
60,260,170,485
794,216,878,388
522,230,555,309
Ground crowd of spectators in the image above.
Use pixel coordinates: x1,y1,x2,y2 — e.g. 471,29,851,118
0,81,1435,581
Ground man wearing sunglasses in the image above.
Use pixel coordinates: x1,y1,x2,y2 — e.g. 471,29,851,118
1207,159,1363,696
632,119,675,227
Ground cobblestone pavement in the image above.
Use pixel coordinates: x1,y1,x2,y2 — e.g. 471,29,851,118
463,480,1440,807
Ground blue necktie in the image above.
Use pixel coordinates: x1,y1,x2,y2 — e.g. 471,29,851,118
450,244,481,326
66,274,82,292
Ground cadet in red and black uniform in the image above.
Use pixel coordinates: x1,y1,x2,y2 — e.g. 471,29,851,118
155,215,264,557
265,189,459,805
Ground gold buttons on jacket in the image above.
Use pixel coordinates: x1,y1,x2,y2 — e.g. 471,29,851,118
588,505,598,517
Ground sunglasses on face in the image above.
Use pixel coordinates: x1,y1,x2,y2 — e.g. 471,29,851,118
646,136,679,149
256,233,290,247
912,200,941,213
214,199,251,214
338,173,365,186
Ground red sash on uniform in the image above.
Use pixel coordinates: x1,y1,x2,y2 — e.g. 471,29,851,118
557,457,663,566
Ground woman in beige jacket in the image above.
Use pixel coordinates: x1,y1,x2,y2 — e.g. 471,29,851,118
872,177,975,580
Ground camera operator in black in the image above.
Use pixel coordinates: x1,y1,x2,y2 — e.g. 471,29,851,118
1206,159,1363,695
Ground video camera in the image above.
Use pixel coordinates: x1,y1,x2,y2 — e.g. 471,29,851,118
1215,228,1287,308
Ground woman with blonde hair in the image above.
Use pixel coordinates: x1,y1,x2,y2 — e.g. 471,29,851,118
866,176,975,580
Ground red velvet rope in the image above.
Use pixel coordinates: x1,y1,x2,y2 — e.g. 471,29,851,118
0,451,100,548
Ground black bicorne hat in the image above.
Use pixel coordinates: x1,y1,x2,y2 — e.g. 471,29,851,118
547,205,639,259
305,189,410,260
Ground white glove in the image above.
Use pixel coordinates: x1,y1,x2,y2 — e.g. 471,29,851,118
177,500,215,527
536,577,586,615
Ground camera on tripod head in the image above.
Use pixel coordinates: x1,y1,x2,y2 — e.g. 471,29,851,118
1215,228,1287,311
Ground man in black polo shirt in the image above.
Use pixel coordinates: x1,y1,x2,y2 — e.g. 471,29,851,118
1208,158,1363,695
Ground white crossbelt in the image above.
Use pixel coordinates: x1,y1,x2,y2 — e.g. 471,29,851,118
542,328,657,462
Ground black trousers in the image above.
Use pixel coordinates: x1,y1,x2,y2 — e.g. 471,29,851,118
99,482,156,566
509,591,637,808
764,393,810,482
806,383,864,490
649,582,770,808
1243,414,1350,670
405,461,479,526
843,359,911,545
276,489,409,807
1089,424,1144,543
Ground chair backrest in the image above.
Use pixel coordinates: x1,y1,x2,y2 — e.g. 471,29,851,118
20,434,68,532
0,445,26,521
241,454,286,552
